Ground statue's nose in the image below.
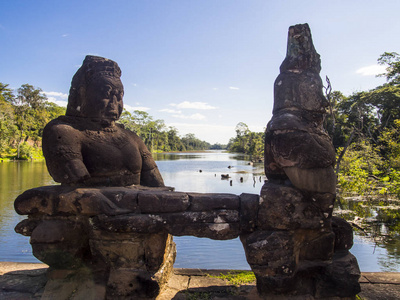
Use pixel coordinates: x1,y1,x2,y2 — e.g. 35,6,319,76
110,95,118,107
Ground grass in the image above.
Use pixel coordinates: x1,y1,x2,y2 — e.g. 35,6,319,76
208,271,256,286
184,291,213,300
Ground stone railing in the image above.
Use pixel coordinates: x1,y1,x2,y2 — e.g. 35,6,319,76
15,184,360,299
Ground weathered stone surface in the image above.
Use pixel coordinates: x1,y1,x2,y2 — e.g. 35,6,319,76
240,231,296,276
265,130,335,170
15,185,176,217
14,186,61,215
258,183,330,230
264,23,336,195
138,191,189,213
239,193,259,232
30,219,90,270
41,269,106,300
279,23,321,74
57,189,131,216
0,265,47,297
14,218,40,236
284,166,336,194
89,232,173,269
297,229,335,262
163,210,239,225
168,222,241,240
90,214,165,233
107,268,160,299
315,252,361,298
332,216,354,251
188,193,240,211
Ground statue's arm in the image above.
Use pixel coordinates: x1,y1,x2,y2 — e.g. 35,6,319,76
134,137,165,187
43,122,90,184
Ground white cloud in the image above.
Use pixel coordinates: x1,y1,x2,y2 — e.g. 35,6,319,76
62,34,69,38
44,91,68,99
46,98,68,107
172,113,206,120
159,108,182,114
170,101,217,110
356,64,386,76
229,86,240,90
44,91,68,107
167,123,234,144
124,104,150,112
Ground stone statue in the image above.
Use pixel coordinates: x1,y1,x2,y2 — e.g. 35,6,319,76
42,55,164,187
240,23,361,298
264,24,336,194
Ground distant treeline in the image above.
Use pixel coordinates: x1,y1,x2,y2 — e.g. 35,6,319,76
118,110,224,152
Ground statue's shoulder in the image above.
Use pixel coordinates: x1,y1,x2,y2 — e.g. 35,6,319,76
117,124,141,139
43,116,82,136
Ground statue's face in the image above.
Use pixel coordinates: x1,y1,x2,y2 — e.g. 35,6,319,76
83,76,124,120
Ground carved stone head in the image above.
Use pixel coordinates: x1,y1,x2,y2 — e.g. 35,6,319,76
66,55,124,120
273,24,329,115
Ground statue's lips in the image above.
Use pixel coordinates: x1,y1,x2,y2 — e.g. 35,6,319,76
105,110,119,118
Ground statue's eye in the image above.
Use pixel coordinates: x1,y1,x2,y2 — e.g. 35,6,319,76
104,85,112,96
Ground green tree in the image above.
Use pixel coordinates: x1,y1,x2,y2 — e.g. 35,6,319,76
118,110,210,152
45,101,66,120
13,84,48,158
0,83,17,156
377,52,400,85
228,122,264,160
167,127,185,151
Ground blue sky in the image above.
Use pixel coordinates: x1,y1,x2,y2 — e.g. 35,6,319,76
1,0,400,144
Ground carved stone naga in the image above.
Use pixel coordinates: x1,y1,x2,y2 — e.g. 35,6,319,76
265,23,336,194
239,23,361,298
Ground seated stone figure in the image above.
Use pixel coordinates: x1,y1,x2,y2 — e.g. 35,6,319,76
43,55,164,187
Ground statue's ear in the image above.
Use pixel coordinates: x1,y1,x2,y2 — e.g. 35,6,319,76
66,86,85,117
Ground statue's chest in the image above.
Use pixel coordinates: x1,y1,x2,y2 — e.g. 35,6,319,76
83,129,130,149
80,130,142,172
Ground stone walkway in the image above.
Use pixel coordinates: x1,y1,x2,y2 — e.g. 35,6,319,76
1,262,400,299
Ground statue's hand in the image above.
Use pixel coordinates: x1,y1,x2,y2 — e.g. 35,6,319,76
63,159,91,184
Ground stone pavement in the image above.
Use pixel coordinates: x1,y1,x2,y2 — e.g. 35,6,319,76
1,262,400,299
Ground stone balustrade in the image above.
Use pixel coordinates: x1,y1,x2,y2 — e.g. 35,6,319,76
15,184,360,299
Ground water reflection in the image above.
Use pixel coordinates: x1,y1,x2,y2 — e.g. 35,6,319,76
154,151,265,195
335,196,400,271
0,161,56,263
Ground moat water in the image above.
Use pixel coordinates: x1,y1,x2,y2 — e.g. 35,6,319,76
1,151,399,271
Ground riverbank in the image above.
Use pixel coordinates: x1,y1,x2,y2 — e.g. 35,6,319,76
1,262,399,299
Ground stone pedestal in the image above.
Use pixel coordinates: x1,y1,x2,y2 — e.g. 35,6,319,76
15,185,177,299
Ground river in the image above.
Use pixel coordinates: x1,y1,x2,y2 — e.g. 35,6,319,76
1,151,399,271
